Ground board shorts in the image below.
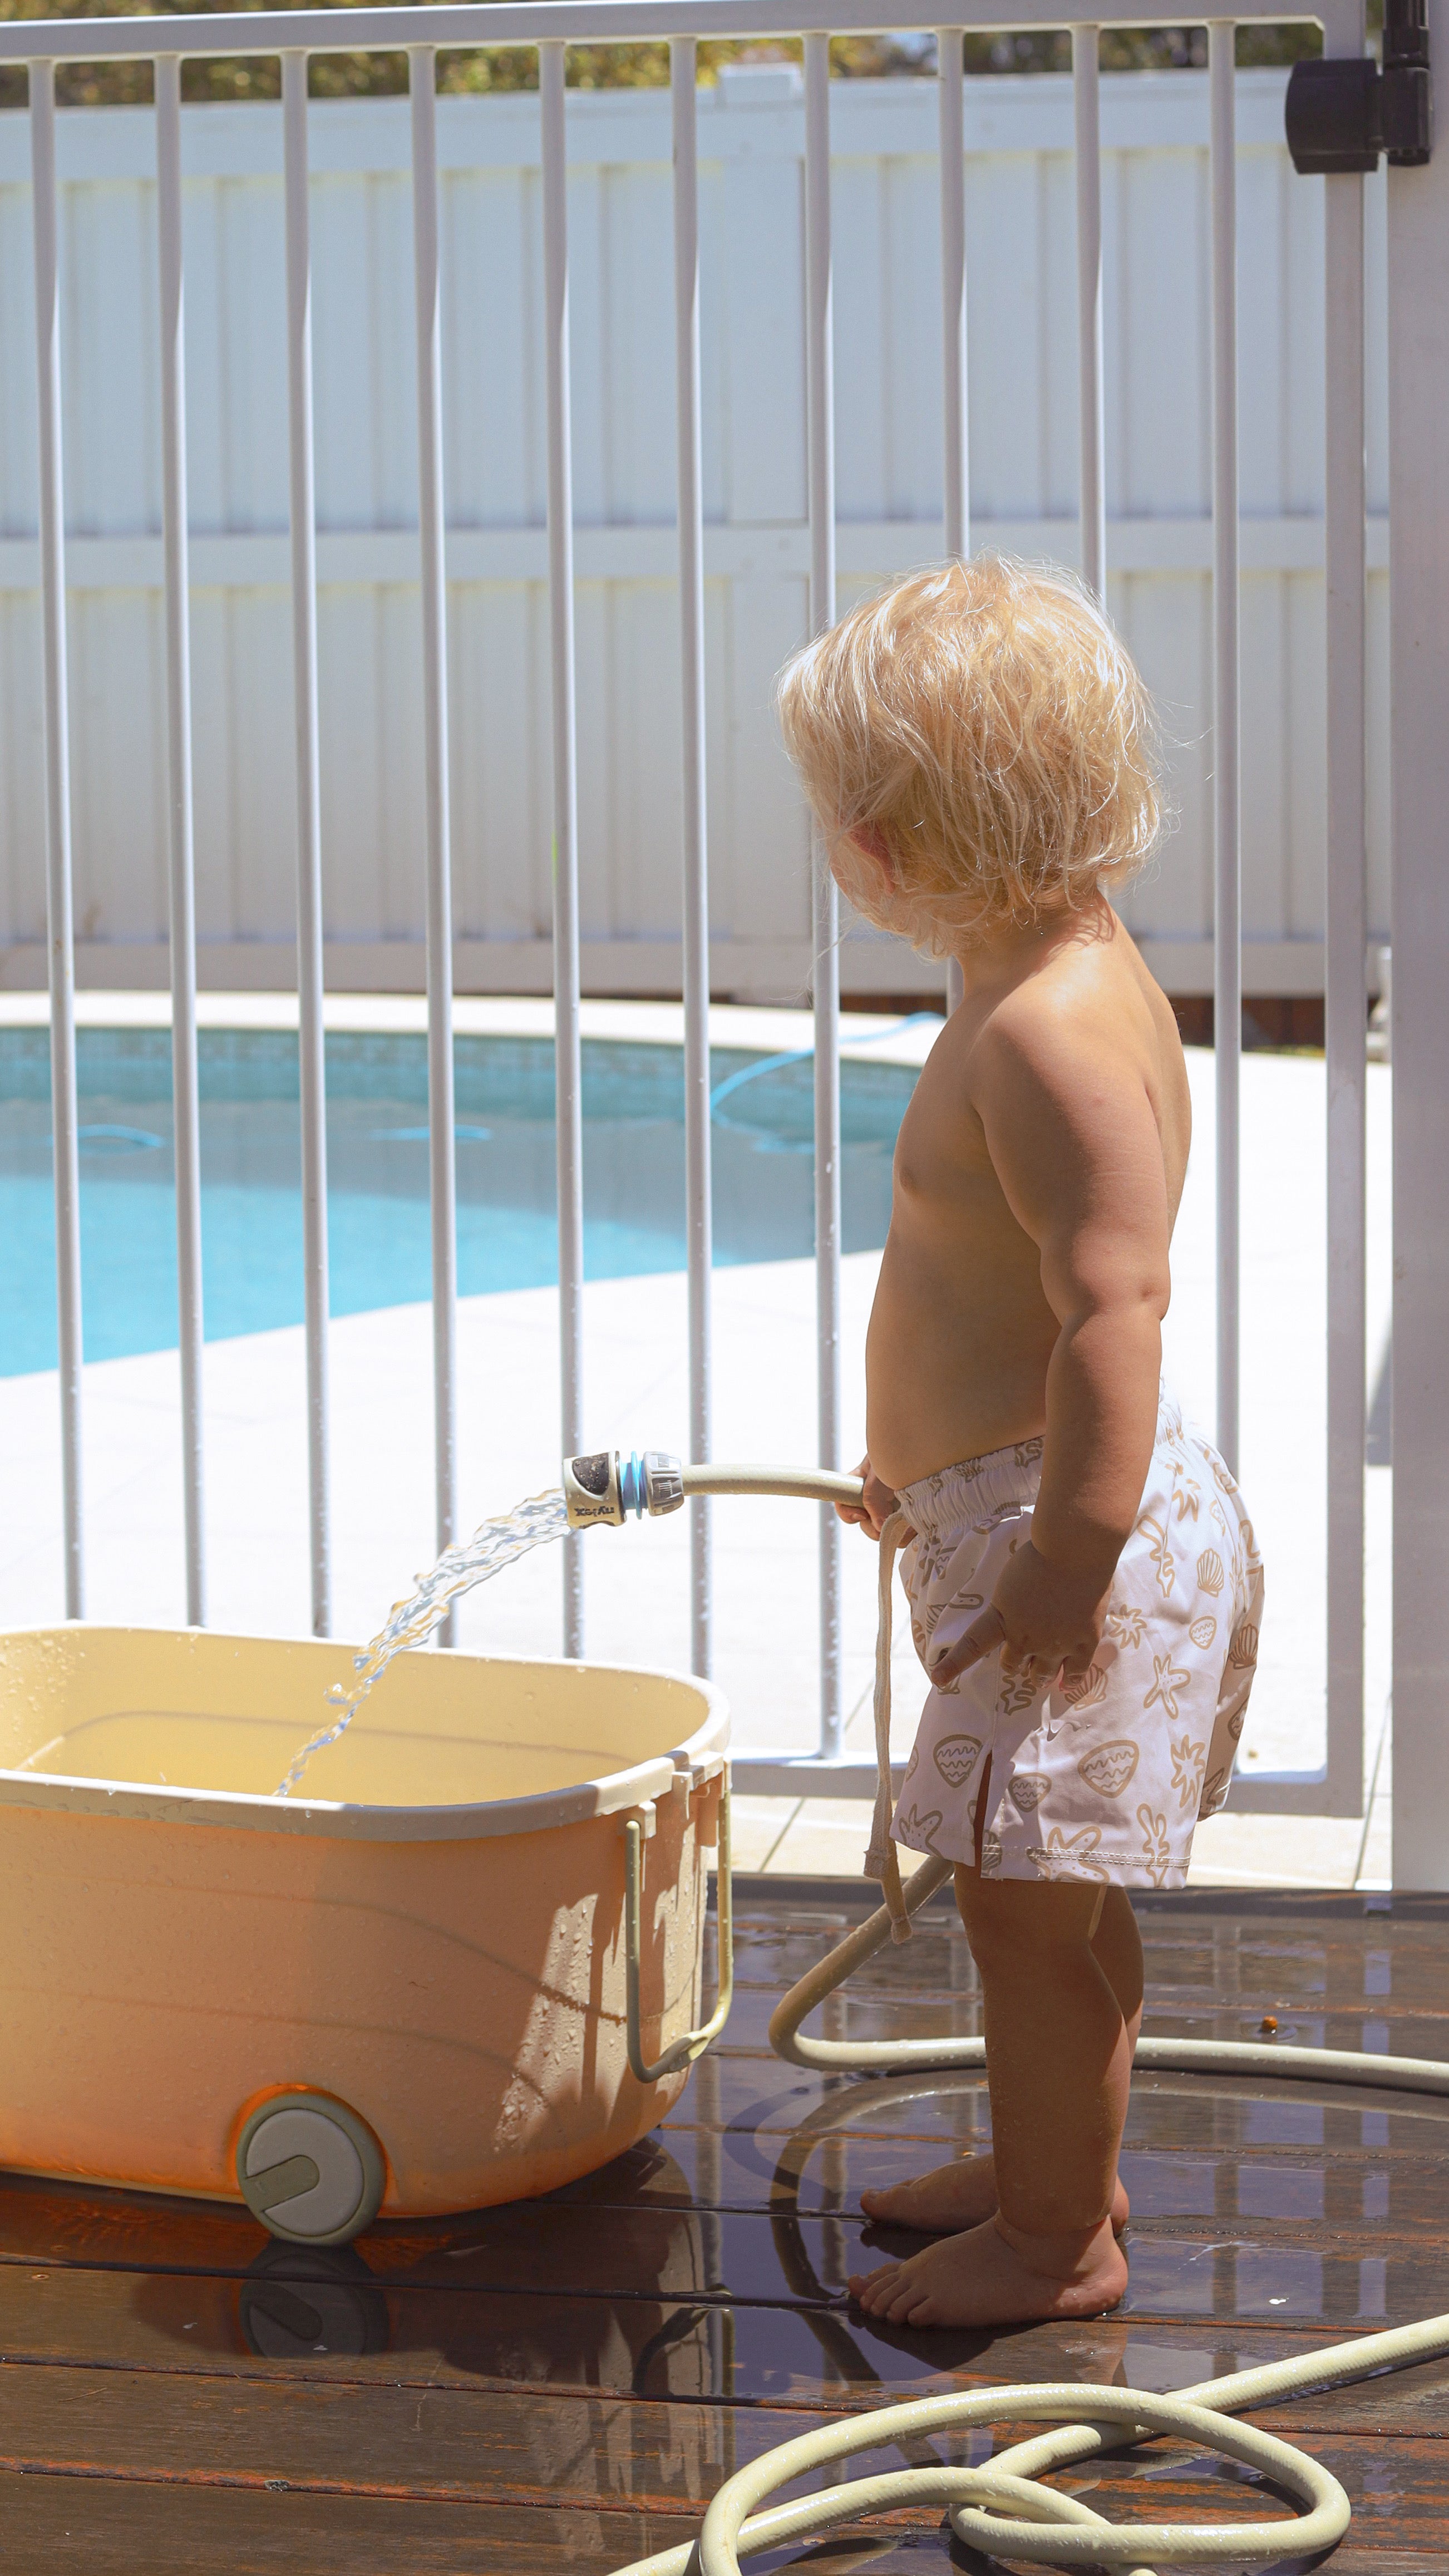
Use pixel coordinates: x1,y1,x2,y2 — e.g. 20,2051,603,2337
881,1390,1263,1893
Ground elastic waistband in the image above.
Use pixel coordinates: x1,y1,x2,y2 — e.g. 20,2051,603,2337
897,1385,1185,1541
897,1435,1043,1538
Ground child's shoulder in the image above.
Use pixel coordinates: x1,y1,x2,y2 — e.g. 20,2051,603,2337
963,922,1183,1106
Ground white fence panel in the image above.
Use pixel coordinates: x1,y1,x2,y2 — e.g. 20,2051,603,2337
0,70,1388,1001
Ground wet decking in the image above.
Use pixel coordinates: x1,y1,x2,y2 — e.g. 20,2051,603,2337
4,1882,1447,2571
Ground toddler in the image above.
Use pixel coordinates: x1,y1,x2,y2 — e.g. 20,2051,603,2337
776,558,1263,2329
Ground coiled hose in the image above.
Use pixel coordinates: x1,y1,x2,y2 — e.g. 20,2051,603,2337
580,1453,1449,2576
613,2319,1449,2576
613,1873,1449,2576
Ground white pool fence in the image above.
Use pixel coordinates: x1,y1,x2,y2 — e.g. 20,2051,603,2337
5,0,1449,1885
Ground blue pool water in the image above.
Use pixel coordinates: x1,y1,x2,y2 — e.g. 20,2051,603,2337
0,1027,924,1377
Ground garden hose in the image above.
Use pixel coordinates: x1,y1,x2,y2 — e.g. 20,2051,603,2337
770,1848,1449,2096
614,1933,1449,2576
609,2308,1449,2576
561,1448,866,1527
569,1448,1449,2576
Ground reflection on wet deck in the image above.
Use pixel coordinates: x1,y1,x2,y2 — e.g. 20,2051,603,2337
3,1884,1448,2569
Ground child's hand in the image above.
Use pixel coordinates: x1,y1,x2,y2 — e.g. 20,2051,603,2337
988,1536,1110,1688
837,1455,905,1541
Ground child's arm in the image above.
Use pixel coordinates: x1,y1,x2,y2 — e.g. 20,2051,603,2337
962,1003,1171,1680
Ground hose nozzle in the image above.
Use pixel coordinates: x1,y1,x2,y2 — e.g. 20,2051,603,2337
563,1450,684,1529
564,1451,867,1525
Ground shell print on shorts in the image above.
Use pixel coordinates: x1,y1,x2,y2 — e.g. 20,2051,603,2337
1189,1614,1218,1649
998,1667,1046,1718
1007,1771,1050,1814
909,1533,952,1587
932,1733,983,1788
1029,1825,1110,1883
1061,1663,1109,1708
1077,1738,1140,1798
1106,1604,1149,1651
894,1802,945,1853
1137,1803,1173,1888
942,1588,986,1621
1136,1510,1176,1598
1170,1732,1207,1811
1143,1652,1190,1721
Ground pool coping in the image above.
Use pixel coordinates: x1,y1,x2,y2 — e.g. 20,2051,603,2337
0,989,943,1071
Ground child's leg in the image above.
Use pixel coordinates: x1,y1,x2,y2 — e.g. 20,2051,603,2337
859,1879,1141,2238
850,1874,1130,2327
1092,1884,1144,2045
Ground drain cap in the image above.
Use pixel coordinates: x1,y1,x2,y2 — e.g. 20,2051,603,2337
236,2094,386,2246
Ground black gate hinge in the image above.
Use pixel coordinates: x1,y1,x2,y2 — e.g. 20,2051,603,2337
1285,0,1432,171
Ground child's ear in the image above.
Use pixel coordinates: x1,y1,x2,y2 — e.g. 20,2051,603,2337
844,822,896,885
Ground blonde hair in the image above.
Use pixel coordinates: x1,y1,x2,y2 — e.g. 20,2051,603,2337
775,555,1160,951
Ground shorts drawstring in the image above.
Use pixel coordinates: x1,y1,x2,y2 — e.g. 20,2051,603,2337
864,1509,914,1943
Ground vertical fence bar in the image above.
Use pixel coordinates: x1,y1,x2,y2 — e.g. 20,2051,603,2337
672,38,713,1677
1209,20,1240,1476
29,60,84,1619
939,28,967,570
939,25,967,1022
1073,23,1107,602
155,55,206,1629
410,48,460,1638
541,40,585,1655
804,31,842,1756
1387,0,1449,1885
1322,40,1367,1815
282,50,332,1636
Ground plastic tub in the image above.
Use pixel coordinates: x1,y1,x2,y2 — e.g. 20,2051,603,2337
0,1625,727,2240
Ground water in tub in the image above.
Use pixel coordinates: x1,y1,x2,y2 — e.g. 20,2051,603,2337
274,1487,571,1797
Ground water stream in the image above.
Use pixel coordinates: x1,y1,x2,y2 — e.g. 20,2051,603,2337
274,1487,572,1798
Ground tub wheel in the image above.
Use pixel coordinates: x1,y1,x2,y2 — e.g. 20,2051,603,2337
236,2093,386,2247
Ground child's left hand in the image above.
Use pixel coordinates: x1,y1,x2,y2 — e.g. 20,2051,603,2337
990,1535,1110,1686
929,1535,1110,1693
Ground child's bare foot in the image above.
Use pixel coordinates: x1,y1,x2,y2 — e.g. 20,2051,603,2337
848,2211,1127,2330
860,2153,1130,2239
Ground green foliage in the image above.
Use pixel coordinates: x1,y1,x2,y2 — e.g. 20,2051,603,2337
0,0,1329,116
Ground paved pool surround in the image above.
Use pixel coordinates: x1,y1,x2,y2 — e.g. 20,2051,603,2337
0,996,1392,1890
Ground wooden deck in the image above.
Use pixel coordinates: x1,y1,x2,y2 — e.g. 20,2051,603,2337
4,1882,1448,2572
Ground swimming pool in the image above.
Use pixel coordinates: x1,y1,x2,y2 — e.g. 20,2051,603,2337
0,1027,920,1376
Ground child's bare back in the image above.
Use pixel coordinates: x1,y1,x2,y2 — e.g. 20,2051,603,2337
775,558,1262,2331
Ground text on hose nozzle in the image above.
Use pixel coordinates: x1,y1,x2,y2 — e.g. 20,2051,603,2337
563,1451,686,1529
